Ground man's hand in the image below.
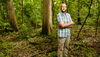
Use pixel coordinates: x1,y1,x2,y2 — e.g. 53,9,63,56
68,21,75,28
70,21,75,25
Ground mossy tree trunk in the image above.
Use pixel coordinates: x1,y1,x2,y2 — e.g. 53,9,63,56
42,0,53,35
7,0,18,31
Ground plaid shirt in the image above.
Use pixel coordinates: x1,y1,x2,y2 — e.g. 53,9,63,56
57,12,72,38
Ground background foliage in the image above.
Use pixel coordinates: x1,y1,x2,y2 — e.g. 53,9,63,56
0,0,100,57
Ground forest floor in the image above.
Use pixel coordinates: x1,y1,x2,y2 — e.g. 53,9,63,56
0,25,100,57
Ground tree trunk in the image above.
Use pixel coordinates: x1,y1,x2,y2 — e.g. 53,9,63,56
77,0,81,25
95,0,100,38
42,0,52,35
0,3,2,17
21,0,24,24
7,0,18,31
52,0,56,25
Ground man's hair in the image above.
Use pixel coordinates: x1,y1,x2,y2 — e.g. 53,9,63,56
60,3,68,13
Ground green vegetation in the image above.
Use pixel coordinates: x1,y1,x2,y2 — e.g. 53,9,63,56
0,0,100,57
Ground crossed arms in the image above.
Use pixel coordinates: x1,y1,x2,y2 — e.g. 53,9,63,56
58,21,75,28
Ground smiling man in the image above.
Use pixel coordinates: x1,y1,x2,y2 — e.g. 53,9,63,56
57,3,75,57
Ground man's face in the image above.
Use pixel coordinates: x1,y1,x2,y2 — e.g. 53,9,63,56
61,4,67,12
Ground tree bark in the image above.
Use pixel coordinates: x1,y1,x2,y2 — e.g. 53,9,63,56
77,0,81,25
42,0,53,35
7,0,18,31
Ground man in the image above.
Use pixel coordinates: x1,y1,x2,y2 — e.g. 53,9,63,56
57,3,74,57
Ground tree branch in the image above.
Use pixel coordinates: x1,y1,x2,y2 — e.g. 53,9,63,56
77,0,93,39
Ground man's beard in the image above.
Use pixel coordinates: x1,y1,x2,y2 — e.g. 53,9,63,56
61,10,67,13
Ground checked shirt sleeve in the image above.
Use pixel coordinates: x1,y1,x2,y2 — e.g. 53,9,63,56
57,13,62,22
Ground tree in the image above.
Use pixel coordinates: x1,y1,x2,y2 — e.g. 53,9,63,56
77,0,93,39
42,0,53,35
77,0,81,25
95,0,100,38
7,0,18,31
21,0,24,24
